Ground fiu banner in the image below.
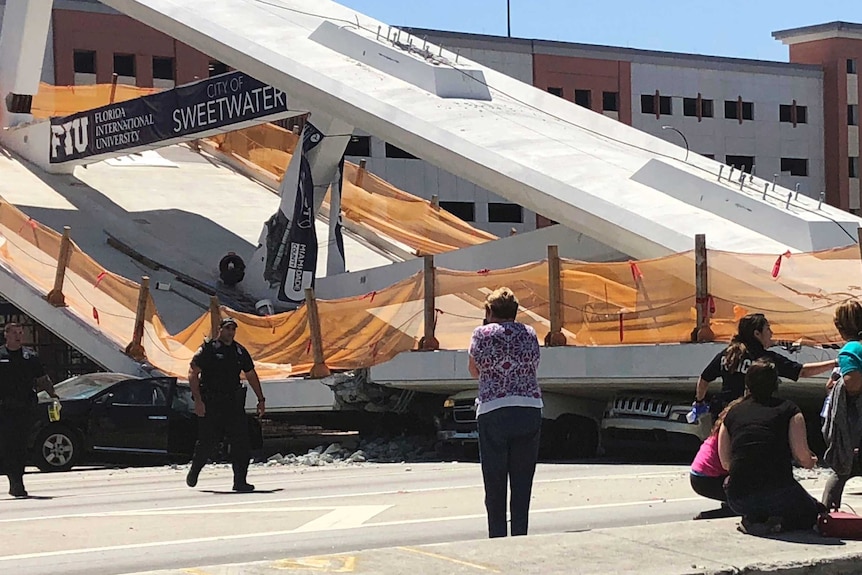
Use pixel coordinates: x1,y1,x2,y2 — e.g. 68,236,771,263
49,71,289,163
278,122,324,304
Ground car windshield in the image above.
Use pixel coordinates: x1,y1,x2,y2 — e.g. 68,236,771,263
39,373,135,401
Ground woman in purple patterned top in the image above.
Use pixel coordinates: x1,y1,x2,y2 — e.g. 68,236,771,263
468,287,543,538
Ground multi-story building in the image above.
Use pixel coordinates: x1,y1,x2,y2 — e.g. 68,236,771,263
1,0,859,226
773,22,862,212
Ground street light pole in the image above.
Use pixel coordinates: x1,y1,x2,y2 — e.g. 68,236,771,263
507,0,511,37
661,125,689,162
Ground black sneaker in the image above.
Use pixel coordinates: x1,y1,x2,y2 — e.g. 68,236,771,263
738,516,782,535
186,465,202,488
232,482,255,493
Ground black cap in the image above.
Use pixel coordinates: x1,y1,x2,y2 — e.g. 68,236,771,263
219,317,238,328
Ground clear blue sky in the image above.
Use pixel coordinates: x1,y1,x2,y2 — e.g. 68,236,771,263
337,0,857,62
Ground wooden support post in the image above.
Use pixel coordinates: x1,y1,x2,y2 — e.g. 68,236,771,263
46,226,72,307
109,73,119,104
209,296,221,340
421,255,439,350
124,276,150,361
546,245,567,346
355,158,367,187
305,287,331,378
694,234,714,342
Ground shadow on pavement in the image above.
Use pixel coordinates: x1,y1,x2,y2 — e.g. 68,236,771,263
200,488,284,495
746,531,847,546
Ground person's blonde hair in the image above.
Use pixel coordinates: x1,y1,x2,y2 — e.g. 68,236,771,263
485,287,519,321
834,300,862,342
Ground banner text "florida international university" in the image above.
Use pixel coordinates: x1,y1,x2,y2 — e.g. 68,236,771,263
50,72,290,163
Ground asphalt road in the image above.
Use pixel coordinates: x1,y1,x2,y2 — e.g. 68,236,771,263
0,460,835,575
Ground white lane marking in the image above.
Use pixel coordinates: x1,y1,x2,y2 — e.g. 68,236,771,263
0,471,686,524
0,496,702,563
292,505,392,533
112,505,392,518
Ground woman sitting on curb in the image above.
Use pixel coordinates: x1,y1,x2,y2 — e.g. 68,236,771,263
719,358,823,535
690,399,742,520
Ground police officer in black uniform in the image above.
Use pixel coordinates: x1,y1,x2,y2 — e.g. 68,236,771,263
694,313,836,413
0,322,58,497
186,317,265,492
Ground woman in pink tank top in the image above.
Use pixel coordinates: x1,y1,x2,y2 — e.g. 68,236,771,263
690,399,742,520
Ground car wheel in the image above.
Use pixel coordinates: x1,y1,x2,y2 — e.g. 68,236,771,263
34,426,80,472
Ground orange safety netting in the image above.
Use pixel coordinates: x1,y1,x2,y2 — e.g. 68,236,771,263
2,191,861,380
207,123,498,255
31,82,160,119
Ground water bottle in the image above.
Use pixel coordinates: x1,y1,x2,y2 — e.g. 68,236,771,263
687,401,708,424
48,398,62,422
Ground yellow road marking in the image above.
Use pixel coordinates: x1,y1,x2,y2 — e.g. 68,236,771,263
273,555,356,572
181,569,212,575
397,547,500,572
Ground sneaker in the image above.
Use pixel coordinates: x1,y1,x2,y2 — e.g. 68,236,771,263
186,465,202,488
738,516,782,536
232,482,255,493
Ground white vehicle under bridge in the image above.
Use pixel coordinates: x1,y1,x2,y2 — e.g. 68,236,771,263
369,342,838,459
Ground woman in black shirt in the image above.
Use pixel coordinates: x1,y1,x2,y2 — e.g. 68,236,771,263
694,313,835,411
718,358,822,534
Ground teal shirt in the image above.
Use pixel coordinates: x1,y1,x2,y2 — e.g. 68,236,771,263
838,340,862,376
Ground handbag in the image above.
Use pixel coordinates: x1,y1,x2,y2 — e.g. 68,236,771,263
818,511,862,539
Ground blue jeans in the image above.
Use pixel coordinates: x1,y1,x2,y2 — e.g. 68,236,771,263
477,406,542,538
726,480,821,531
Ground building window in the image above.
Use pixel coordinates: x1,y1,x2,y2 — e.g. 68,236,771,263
683,98,697,117
488,203,523,223
725,155,755,173
641,94,655,115
113,54,135,78
73,50,96,74
683,97,714,118
849,59,858,75
385,143,418,159
575,89,591,109
152,57,175,81
344,135,371,157
850,105,859,127
725,100,754,121
780,157,809,177
641,94,671,116
209,60,229,77
602,91,619,112
780,104,808,124
546,87,563,97
851,157,860,179
439,201,475,222
659,96,672,115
